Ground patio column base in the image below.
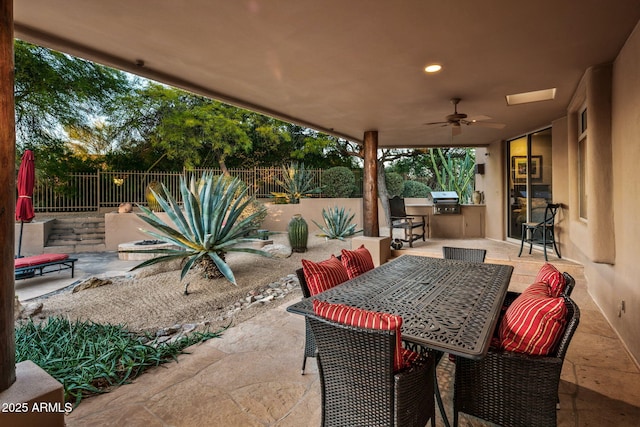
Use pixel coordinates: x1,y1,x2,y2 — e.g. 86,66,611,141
0,360,66,427
352,236,391,267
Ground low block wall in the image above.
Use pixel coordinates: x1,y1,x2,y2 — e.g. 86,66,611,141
67,198,486,252
260,198,364,233
14,219,55,256
105,212,174,251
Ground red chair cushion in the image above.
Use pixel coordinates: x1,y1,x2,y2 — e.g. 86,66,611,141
498,287,568,356
535,263,566,297
302,255,349,296
313,300,417,372
15,253,69,269
341,245,375,279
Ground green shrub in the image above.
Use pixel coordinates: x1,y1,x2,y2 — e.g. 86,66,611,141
385,172,404,197
15,317,222,406
403,180,432,197
322,167,356,198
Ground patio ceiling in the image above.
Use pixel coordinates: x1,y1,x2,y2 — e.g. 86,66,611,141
13,1,640,148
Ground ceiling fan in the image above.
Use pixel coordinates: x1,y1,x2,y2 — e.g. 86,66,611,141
424,98,506,136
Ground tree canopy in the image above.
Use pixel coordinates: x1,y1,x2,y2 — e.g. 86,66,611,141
14,40,131,174
13,39,474,197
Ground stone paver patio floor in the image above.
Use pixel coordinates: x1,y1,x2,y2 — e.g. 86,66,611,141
65,239,640,426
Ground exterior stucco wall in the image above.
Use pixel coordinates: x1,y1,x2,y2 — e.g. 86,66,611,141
551,117,570,259
591,21,640,363
479,142,506,241
479,22,640,364
558,22,640,364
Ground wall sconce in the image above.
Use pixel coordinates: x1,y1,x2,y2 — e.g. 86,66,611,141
475,164,485,175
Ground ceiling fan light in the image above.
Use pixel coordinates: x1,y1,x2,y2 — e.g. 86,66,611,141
506,88,556,105
424,64,442,73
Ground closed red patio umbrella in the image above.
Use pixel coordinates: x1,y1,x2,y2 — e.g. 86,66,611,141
16,150,35,258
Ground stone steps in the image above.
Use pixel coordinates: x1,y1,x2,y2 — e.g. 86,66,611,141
45,216,106,254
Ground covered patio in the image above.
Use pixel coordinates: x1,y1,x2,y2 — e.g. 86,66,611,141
62,239,640,426
2,1,640,425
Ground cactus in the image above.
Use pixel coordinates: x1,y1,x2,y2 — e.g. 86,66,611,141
288,214,308,253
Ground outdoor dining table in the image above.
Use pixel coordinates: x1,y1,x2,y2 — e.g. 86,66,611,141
286,254,514,426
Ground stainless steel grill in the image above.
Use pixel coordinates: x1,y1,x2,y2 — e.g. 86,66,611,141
431,191,461,214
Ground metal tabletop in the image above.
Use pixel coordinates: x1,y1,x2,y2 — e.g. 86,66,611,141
287,254,513,359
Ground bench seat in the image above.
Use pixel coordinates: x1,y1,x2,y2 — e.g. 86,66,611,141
15,254,78,280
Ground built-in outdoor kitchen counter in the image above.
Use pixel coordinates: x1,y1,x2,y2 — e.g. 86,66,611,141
403,197,485,238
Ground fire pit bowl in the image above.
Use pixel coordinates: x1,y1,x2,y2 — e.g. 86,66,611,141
118,240,180,261
135,239,165,246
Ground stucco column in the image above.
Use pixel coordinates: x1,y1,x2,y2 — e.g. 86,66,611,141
362,131,379,237
0,0,16,392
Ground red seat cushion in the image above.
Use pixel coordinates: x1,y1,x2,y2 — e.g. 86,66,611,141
302,255,349,296
313,300,418,372
341,245,375,279
498,289,568,356
15,253,69,269
535,263,566,297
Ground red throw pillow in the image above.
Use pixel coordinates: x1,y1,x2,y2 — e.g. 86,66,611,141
498,292,568,356
523,281,552,297
313,300,416,372
535,263,566,297
341,245,375,279
302,255,349,296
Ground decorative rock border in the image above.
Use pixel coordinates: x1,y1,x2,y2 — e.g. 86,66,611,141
145,273,302,344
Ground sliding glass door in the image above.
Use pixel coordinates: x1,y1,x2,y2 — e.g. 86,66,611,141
507,128,553,240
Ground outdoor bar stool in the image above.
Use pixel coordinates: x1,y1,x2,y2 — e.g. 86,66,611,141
308,311,436,427
518,203,561,261
442,246,487,263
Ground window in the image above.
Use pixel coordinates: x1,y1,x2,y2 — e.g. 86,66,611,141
578,106,588,220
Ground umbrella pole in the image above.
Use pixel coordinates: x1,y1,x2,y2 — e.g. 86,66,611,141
17,220,24,258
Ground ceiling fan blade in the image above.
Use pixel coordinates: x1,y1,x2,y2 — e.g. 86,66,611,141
424,121,449,126
452,124,462,136
468,121,506,129
467,114,492,122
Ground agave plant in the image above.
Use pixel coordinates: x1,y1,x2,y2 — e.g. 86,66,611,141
313,206,362,240
131,172,270,287
271,162,321,204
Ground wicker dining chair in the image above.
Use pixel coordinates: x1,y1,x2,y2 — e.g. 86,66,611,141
562,271,576,296
295,255,344,374
308,313,436,427
295,266,316,374
442,246,487,263
453,294,580,427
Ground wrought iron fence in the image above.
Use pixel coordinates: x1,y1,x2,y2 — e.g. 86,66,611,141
32,167,363,212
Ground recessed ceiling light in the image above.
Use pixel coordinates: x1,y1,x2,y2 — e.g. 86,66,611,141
506,88,556,105
424,64,442,73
